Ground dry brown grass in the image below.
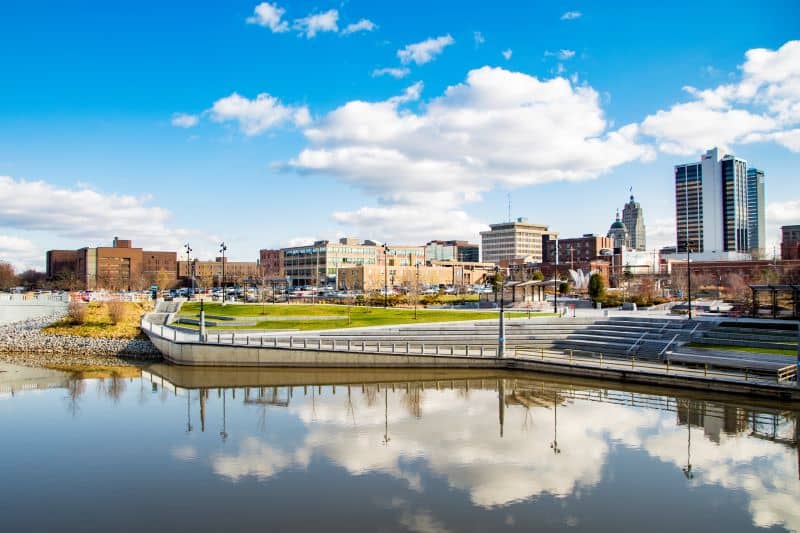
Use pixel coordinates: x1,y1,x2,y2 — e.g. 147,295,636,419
44,301,153,339
106,300,128,325
67,301,88,324
44,364,141,379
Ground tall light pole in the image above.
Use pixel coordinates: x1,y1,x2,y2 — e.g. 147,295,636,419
550,392,561,454
384,243,390,308
220,242,227,306
687,242,692,320
414,261,420,320
554,238,559,315
495,265,505,358
184,243,193,300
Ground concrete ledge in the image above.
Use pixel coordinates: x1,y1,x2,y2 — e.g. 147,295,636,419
144,329,800,401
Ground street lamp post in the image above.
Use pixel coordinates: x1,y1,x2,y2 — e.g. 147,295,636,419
495,266,505,358
687,243,692,320
219,242,227,305
384,244,390,308
553,238,559,315
184,243,193,300
414,261,420,320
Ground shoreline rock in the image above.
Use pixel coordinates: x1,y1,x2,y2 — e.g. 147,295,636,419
0,313,162,368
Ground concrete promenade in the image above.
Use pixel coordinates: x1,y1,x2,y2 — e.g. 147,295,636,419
142,310,800,401
0,293,68,326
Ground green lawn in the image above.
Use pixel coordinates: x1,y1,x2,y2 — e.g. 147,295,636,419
686,343,797,357
179,302,553,330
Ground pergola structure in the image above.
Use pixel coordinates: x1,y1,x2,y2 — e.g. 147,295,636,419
750,284,800,319
503,280,549,305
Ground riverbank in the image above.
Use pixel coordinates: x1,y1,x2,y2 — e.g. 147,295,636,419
0,314,161,368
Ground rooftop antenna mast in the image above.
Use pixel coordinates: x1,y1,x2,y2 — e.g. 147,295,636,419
507,193,512,223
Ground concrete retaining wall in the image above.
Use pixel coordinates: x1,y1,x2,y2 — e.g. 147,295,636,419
143,326,800,401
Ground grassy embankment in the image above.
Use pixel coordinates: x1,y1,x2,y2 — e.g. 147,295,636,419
685,343,797,357
179,302,553,331
43,364,142,378
43,301,152,339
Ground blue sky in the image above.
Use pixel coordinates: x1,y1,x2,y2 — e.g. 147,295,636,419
1,0,799,269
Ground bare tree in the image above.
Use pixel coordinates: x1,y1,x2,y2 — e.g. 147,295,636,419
725,273,751,305
156,269,173,291
0,261,16,289
106,301,128,325
67,302,88,324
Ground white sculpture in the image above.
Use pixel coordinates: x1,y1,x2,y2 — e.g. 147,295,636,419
568,269,596,290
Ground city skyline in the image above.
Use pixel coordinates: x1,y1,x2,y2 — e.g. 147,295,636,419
1,1,799,270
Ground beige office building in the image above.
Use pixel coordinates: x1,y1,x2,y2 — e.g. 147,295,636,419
177,257,260,286
282,238,425,287
337,262,494,292
480,218,556,264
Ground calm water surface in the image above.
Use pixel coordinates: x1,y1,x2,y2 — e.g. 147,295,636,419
1,364,799,532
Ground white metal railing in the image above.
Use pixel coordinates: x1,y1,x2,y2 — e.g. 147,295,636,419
626,331,649,355
658,334,680,356
141,319,798,388
0,293,69,304
778,365,798,383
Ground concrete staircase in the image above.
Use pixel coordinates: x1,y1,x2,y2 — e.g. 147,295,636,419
553,317,712,359
689,321,799,351
299,316,713,361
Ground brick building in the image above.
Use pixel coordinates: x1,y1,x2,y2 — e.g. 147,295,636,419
259,249,283,278
46,237,177,290
669,259,800,285
544,234,613,265
782,225,800,260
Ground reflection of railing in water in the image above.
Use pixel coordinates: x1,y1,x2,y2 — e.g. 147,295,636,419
243,386,290,407
506,380,797,446
142,367,799,448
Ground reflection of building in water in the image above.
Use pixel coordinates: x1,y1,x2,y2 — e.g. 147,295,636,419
677,400,750,444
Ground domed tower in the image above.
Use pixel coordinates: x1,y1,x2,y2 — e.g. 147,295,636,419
607,210,630,252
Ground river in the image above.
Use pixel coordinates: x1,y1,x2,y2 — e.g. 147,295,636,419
1,364,798,532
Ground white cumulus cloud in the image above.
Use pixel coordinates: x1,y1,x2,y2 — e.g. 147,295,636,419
397,35,455,65
170,113,199,128
210,92,310,135
502,49,512,60
561,11,582,20
545,49,577,61
372,67,410,79
293,9,338,38
290,67,653,242
341,18,376,35
246,2,289,33
641,40,800,155
0,176,212,269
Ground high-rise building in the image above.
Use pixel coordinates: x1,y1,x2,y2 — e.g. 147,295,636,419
622,195,646,251
480,218,555,264
746,168,766,258
674,147,750,259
